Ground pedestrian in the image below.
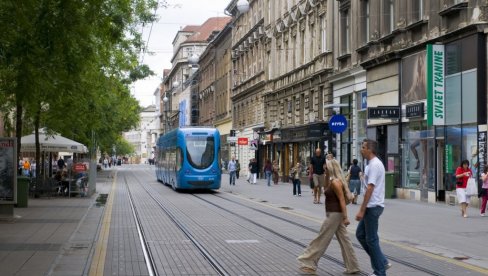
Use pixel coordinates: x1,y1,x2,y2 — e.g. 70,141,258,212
263,159,272,186
227,156,237,186
455,159,472,218
103,158,108,169
30,160,37,178
57,157,65,171
479,166,488,216
272,160,280,184
298,159,360,275
249,158,258,184
310,148,326,204
348,159,362,204
290,162,302,196
355,139,391,276
235,159,241,179
23,159,31,177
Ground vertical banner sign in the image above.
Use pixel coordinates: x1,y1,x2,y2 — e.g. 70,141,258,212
478,132,487,180
0,138,16,204
427,44,445,126
445,144,453,174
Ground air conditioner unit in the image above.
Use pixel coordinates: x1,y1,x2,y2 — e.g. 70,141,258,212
258,26,264,35
248,36,254,44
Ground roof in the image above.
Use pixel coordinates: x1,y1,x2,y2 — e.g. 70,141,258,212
184,17,231,43
181,25,199,32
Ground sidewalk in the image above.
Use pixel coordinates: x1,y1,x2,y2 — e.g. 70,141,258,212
0,170,113,276
220,172,488,271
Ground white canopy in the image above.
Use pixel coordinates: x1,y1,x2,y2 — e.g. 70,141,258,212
20,131,88,153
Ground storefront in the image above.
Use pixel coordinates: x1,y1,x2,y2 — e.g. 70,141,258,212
398,34,486,204
277,122,328,182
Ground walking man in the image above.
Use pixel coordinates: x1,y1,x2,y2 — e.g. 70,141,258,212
355,139,390,276
310,148,326,204
227,156,237,186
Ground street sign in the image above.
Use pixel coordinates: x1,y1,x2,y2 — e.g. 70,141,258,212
329,114,348,133
227,136,237,142
237,137,248,145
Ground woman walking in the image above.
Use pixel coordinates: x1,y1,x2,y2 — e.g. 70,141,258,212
455,160,472,218
297,159,359,274
263,159,273,186
480,166,488,216
348,159,362,204
290,162,302,196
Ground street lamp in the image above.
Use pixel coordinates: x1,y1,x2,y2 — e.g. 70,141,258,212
236,0,250,13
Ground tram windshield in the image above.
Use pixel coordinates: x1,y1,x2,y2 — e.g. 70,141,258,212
186,136,215,169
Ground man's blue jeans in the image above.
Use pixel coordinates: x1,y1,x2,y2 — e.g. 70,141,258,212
356,206,387,276
229,171,236,185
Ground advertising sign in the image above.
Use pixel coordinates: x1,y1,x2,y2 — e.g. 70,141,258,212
445,144,453,173
329,114,348,134
478,132,487,179
237,137,248,145
427,44,445,126
0,138,16,204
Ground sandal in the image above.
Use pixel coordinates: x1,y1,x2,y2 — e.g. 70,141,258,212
299,266,317,275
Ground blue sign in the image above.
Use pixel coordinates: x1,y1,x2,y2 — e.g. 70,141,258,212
329,114,348,133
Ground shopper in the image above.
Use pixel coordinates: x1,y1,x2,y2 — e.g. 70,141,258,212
272,160,280,184
298,159,359,274
455,159,472,218
355,139,391,276
227,156,237,186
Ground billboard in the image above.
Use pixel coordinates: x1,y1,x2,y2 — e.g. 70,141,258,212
427,44,445,126
0,138,16,204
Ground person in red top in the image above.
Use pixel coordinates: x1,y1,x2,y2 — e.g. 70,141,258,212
455,160,472,218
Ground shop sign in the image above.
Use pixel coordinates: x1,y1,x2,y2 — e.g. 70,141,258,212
427,44,445,126
0,138,16,204
368,107,400,119
478,132,487,178
445,144,453,173
307,123,327,137
329,114,348,133
237,137,248,145
406,103,424,118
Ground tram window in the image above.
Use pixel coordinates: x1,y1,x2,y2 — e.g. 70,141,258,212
176,147,182,171
186,136,215,169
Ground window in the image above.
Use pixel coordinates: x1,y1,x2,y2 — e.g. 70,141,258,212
320,15,327,53
361,0,370,43
340,9,350,54
384,0,395,33
412,0,423,22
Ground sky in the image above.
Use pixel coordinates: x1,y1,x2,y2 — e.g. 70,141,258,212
133,0,232,107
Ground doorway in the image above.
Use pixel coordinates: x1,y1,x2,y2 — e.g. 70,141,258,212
436,139,446,202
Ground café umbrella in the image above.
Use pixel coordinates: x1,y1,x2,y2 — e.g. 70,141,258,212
20,131,88,153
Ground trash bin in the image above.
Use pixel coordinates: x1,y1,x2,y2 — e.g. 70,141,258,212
385,172,397,199
16,176,30,208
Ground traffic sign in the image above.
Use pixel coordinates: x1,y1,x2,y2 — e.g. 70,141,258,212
329,114,348,133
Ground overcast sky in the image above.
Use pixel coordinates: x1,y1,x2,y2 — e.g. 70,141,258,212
133,0,231,107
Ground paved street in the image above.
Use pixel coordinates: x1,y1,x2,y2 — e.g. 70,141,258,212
0,165,487,276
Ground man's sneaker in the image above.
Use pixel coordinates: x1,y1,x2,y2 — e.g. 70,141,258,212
481,213,486,217
386,262,392,270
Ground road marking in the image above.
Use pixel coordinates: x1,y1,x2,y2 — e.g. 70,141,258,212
89,171,117,276
226,192,488,274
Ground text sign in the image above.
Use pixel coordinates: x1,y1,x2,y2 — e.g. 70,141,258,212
427,44,445,126
226,136,237,142
237,137,248,145
406,103,424,118
368,107,400,119
329,114,348,133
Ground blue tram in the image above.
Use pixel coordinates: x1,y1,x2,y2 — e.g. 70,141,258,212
155,127,221,190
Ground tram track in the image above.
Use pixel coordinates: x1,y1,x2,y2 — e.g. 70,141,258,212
124,173,230,276
194,193,446,276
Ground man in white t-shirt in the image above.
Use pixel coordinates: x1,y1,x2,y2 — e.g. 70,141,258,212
355,139,390,276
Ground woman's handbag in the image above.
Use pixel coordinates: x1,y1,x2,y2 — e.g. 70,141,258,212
466,178,478,196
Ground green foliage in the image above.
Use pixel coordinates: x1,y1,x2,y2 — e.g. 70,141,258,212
0,0,158,156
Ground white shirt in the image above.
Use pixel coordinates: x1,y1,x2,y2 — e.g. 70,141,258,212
364,156,385,208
